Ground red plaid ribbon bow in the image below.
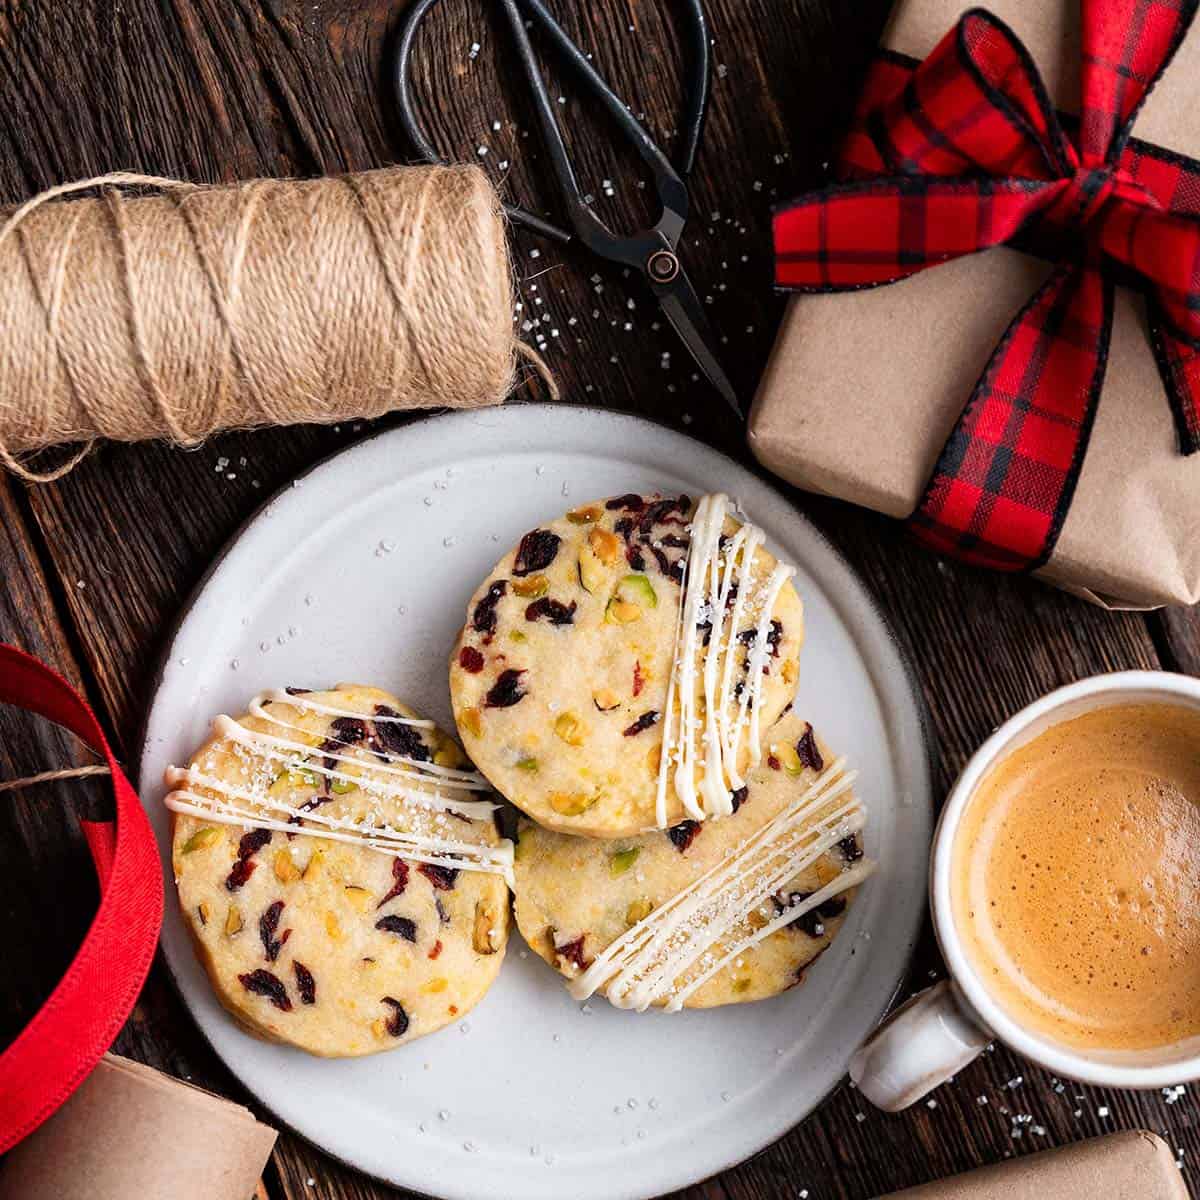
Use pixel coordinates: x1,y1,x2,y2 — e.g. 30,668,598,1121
774,0,1200,571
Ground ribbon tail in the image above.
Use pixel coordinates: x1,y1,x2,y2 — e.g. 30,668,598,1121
906,260,1113,571
1147,303,1200,455
773,176,1056,291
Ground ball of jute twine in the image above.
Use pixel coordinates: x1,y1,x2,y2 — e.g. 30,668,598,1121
0,164,553,482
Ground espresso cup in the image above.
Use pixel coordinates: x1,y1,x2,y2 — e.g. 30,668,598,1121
851,670,1200,1111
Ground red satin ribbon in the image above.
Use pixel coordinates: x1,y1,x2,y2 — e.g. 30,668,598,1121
774,1,1200,572
0,644,162,1153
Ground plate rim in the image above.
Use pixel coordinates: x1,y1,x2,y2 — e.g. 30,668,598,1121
137,401,935,1200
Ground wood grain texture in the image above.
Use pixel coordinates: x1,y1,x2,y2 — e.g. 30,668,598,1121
0,1,1197,1198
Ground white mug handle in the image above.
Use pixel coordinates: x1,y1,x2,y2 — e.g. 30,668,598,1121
849,980,992,1111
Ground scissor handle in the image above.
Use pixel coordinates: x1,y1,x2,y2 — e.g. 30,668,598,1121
391,0,712,255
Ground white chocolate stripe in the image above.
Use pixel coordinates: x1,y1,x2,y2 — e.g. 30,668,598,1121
214,715,492,803
165,794,514,883
254,689,436,727
570,761,871,1008
653,493,796,827
665,859,874,1010
606,797,861,1011
244,700,488,786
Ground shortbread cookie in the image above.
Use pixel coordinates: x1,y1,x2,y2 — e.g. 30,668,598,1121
449,492,804,838
512,715,869,1010
167,685,511,1057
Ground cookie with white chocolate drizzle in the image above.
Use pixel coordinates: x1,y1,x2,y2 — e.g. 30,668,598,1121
449,492,804,838
513,714,871,1010
166,685,511,1056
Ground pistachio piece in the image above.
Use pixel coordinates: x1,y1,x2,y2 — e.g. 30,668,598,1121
774,743,805,776
732,976,753,994
473,900,500,954
616,573,658,609
331,776,357,795
782,658,799,685
459,707,483,738
609,847,641,877
325,912,343,941
646,743,662,772
515,756,539,772
509,630,528,643
553,711,586,746
512,574,549,599
344,885,371,913
577,543,606,594
566,504,602,524
371,1018,388,1040
626,898,654,925
181,825,221,854
588,526,622,565
422,977,449,994
225,906,244,936
549,790,598,816
273,849,300,883
592,688,621,711
605,597,642,624
197,901,211,926
302,849,324,881
270,763,320,795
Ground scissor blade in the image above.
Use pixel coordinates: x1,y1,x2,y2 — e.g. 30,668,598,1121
655,276,743,420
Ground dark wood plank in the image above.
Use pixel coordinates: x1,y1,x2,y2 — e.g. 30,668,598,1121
0,1,1197,1198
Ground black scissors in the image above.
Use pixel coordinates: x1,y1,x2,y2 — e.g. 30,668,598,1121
392,0,741,418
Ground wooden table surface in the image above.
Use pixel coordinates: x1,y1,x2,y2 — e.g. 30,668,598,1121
1,1,1198,1197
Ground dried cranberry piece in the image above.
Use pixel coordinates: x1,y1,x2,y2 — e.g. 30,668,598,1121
484,669,527,708
738,619,783,657
435,897,450,923
459,646,485,673
696,619,713,647
626,543,647,571
613,517,635,540
767,753,781,770
622,710,660,737
524,598,577,625
259,900,291,962
225,859,257,891
293,961,317,1005
374,705,430,762
428,939,444,960
647,544,669,575
839,835,864,862
730,786,749,814
419,863,460,891
238,828,272,859
375,914,418,942
225,828,272,891
667,820,700,853
556,935,592,969
377,859,410,908
606,493,646,512
638,495,689,535
633,660,645,697
284,686,311,695
513,529,561,576
329,716,367,745
239,969,292,1011
774,890,847,937
661,533,688,549
795,723,824,772
472,580,507,638
382,997,409,1037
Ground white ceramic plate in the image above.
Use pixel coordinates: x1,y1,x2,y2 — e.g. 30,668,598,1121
140,404,932,1200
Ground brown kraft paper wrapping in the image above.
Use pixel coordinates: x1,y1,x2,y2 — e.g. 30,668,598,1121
749,0,1200,608
876,1130,1189,1199
0,1054,277,1200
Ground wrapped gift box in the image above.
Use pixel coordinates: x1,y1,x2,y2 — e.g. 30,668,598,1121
878,1130,1188,1198
750,0,1200,608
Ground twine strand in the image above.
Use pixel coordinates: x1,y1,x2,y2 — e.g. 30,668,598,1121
0,764,111,795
